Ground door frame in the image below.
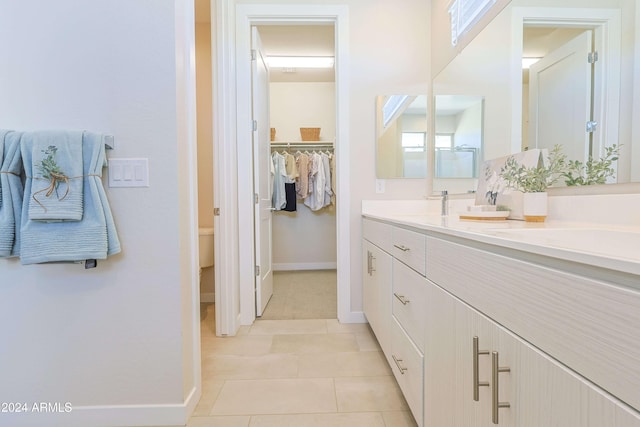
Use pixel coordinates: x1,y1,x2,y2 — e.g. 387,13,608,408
510,7,621,159
213,1,352,333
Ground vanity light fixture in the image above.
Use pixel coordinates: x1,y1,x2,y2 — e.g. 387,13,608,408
522,57,542,69
266,56,335,69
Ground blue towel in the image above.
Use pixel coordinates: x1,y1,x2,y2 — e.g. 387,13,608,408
22,130,84,222
0,130,24,257
20,131,121,264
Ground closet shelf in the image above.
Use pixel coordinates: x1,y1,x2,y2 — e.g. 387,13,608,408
270,141,334,150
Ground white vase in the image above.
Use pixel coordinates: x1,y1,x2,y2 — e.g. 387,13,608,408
523,192,547,222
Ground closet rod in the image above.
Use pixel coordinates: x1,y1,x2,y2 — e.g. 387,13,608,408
270,141,334,150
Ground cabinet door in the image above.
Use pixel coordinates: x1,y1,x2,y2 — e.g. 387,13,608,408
424,280,457,427
362,239,392,359
512,328,640,427
425,280,640,427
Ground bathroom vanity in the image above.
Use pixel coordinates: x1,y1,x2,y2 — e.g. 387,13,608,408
362,204,640,426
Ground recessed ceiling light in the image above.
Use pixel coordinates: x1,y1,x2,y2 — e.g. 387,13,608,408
266,56,335,69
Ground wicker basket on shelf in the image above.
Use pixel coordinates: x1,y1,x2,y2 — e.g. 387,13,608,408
270,128,276,141
300,127,321,141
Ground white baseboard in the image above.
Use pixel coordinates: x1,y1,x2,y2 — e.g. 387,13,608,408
273,262,337,271
339,310,367,323
200,292,215,303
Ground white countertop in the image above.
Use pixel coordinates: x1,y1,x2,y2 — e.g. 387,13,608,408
362,209,640,276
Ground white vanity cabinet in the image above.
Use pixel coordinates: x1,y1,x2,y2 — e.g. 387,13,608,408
424,235,640,426
362,215,640,427
362,238,392,358
362,218,425,426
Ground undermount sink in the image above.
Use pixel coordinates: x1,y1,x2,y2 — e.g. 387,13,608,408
485,228,640,262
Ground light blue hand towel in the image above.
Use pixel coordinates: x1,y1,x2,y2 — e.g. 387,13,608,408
22,130,84,222
0,130,24,258
20,131,121,264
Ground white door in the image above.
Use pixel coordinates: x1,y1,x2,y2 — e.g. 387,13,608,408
529,30,592,164
251,27,273,316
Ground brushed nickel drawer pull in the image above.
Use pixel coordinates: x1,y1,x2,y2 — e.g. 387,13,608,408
393,293,410,305
473,336,490,401
492,351,510,424
366,251,372,275
392,354,408,374
393,244,410,252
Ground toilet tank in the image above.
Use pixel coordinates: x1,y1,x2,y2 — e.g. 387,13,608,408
198,227,215,268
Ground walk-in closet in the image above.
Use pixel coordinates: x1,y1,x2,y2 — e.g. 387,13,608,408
258,25,337,319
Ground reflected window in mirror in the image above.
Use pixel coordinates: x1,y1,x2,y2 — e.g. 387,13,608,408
376,95,428,179
401,132,427,178
433,95,483,181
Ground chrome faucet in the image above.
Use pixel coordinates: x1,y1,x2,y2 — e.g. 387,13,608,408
441,190,448,216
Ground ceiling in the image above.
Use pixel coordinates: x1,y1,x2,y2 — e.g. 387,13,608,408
193,1,335,83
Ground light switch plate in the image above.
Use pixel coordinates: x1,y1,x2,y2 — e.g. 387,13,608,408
108,158,149,187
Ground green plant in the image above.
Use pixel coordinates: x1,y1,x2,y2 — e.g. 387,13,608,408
563,144,620,186
37,145,64,180
499,145,566,193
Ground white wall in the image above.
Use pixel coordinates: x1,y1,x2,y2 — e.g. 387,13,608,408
196,22,215,229
228,0,430,320
270,83,337,269
196,22,216,300
0,1,199,426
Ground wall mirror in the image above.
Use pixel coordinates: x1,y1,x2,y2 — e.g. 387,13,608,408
431,0,639,195
375,95,428,179
434,95,484,180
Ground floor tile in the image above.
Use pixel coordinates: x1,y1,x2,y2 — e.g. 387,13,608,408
248,319,327,335
298,351,391,378
355,331,383,352
334,376,409,413
326,319,371,334
187,416,250,427
191,380,225,417
270,333,359,354
248,412,385,427
382,410,418,427
210,378,337,416
202,354,298,379
203,335,274,357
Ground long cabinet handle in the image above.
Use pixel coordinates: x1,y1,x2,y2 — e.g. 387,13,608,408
393,244,410,252
393,293,410,305
492,351,511,424
392,354,408,374
366,251,372,275
473,336,490,401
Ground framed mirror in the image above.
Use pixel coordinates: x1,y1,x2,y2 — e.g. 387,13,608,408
375,95,428,179
430,0,639,195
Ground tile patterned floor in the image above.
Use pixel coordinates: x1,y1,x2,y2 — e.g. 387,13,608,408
259,270,337,320
188,303,418,427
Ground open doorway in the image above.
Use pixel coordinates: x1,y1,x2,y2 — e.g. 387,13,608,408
254,24,338,320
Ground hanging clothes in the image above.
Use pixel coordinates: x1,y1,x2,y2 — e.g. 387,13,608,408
295,152,310,199
321,152,332,208
271,151,287,210
282,152,298,212
330,153,336,205
304,152,325,212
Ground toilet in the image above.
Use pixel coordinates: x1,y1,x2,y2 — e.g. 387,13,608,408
198,227,215,303
198,227,215,270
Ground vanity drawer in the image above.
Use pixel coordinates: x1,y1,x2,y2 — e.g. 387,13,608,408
363,218,393,252
392,226,426,275
392,259,426,351
390,317,424,427
426,236,640,412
